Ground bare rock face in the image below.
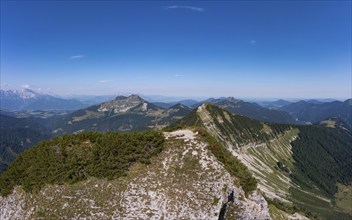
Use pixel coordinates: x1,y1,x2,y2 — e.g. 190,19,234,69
0,188,30,220
0,130,271,220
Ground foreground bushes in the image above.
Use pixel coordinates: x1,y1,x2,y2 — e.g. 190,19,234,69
0,131,164,196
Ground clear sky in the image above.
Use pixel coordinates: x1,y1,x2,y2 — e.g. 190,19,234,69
1,1,351,99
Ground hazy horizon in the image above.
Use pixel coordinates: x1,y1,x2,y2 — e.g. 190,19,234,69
1,1,351,99
1,87,350,103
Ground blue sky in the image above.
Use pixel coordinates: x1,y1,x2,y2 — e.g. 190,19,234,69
1,1,351,99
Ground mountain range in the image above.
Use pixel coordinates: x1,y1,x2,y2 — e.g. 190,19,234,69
1,93,351,176
1,91,352,219
278,99,352,128
195,97,299,124
0,89,88,111
1,103,351,219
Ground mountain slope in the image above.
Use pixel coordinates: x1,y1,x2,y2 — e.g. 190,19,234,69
279,99,352,128
52,95,191,135
0,128,49,173
171,103,352,219
0,113,51,173
0,130,270,219
318,117,352,133
196,97,298,124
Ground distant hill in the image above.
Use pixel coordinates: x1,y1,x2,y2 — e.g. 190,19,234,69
257,99,293,109
152,99,199,109
159,103,192,124
152,102,174,109
279,99,352,128
195,97,298,124
0,89,88,111
52,95,191,135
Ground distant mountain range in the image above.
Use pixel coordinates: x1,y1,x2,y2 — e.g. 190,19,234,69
257,99,294,108
279,99,352,128
196,97,299,124
0,89,88,111
152,99,199,109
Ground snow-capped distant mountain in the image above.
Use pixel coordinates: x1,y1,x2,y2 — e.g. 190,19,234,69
0,89,41,99
0,89,88,111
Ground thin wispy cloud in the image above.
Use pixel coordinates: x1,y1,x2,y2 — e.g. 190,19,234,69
98,80,110,83
21,84,30,89
166,5,204,12
174,74,184,77
250,40,256,45
70,54,85,60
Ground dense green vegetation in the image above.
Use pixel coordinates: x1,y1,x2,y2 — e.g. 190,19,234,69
0,128,49,173
0,113,53,173
196,128,258,195
0,131,164,196
290,125,352,196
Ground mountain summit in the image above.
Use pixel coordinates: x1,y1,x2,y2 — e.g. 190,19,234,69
98,95,155,113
